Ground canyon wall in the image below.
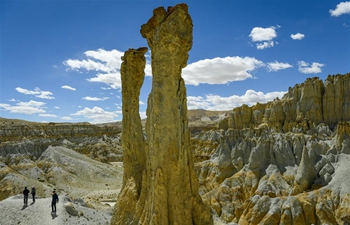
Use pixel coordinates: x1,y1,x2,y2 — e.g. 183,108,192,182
221,73,350,132
194,73,350,224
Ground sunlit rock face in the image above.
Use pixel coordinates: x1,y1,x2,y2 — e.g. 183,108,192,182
111,47,147,225
111,4,212,225
194,73,350,224
221,73,350,133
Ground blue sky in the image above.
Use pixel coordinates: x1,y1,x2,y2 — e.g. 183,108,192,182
1,0,349,124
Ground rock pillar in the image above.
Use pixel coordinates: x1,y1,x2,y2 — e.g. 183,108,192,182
111,4,212,225
139,3,212,225
111,47,147,225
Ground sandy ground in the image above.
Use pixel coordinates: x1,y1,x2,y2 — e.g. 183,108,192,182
0,194,112,225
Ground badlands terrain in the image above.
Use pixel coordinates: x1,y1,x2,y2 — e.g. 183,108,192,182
0,73,350,225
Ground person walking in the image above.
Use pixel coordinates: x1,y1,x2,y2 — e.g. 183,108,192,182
31,186,36,203
23,187,29,206
51,190,59,213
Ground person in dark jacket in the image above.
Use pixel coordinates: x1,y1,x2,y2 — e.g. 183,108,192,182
31,186,36,203
23,187,29,206
51,190,59,213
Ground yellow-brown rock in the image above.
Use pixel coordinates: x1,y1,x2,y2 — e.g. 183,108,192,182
111,47,147,224
224,73,350,132
112,3,212,225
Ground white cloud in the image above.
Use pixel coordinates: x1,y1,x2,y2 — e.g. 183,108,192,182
39,114,57,118
249,26,279,49
16,87,54,99
290,33,305,40
0,100,46,114
145,63,152,77
55,106,60,109
82,96,109,101
61,116,73,121
61,85,76,91
63,49,126,89
182,56,264,85
84,49,124,69
256,41,274,50
298,61,324,74
249,26,278,41
139,100,145,105
71,106,118,124
9,98,17,102
187,90,286,111
330,1,350,16
139,111,147,119
267,61,293,71
87,72,121,89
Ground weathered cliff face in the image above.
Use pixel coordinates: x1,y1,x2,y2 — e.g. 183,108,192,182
0,120,122,162
111,3,212,225
222,73,350,132
194,73,350,224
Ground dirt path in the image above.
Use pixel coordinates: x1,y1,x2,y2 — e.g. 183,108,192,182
0,195,111,225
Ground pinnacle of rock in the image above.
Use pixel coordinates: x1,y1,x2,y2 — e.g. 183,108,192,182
111,4,212,225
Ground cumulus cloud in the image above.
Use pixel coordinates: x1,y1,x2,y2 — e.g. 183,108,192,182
87,73,121,89
256,41,274,50
290,33,305,40
139,111,147,119
187,90,286,111
16,87,54,99
61,85,76,91
330,1,350,16
249,26,279,49
0,100,46,114
182,56,264,85
64,48,123,72
63,49,129,89
61,116,73,121
267,61,293,71
64,49,264,88
298,61,324,74
82,96,109,101
71,106,118,124
39,114,57,118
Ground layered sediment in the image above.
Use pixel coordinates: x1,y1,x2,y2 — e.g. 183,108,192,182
194,73,350,224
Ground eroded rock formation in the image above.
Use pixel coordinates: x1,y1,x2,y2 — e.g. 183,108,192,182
194,73,350,224
111,4,212,225
221,73,350,132
111,47,147,224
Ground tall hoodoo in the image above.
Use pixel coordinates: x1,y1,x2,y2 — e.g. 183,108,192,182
111,47,147,225
119,47,148,191
111,3,212,225
139,4,212,224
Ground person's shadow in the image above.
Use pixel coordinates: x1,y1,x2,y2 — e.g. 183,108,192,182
51,212,58,219
30,202,35,205
21,205,28,210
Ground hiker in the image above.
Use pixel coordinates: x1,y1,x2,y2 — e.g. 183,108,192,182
31,186,36,203
51,190,59,213
23,187,29,206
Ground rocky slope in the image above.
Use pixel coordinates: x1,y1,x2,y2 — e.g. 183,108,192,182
193,73,350,224
0,119,123,163
0,145,123,203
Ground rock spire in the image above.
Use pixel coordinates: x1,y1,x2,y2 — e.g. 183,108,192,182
111,3,212,225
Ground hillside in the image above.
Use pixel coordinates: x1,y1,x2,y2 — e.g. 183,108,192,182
1,73,350,224
193,73,350,224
